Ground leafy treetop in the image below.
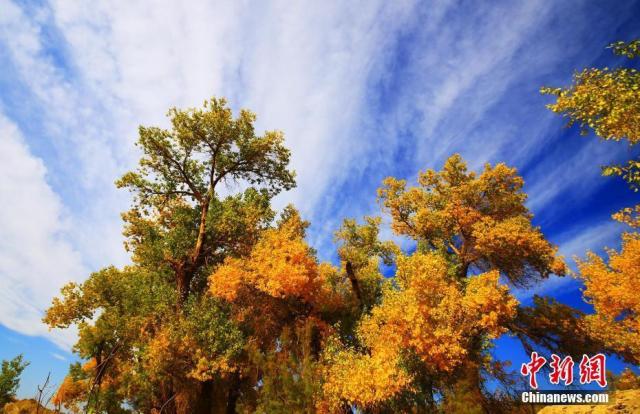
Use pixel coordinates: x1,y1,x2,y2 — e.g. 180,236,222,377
0,354,29,408
378,154,566,286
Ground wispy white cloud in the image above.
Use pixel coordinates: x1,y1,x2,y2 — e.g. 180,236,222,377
0,113,82,349
0,0,130,272
300,0,606,255
49,0,421,213
50,352,67,361
556,219,626,260
514,218,626,300
524,139,630,218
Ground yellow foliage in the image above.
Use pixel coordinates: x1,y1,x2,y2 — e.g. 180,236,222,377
51,360,95,413
463,270,519,338
320,345,412,411
143,324,237,384
209,217,341,310
378,154,566,285
613,205,640,228
542,68,640,143
320,252,518,409
578,233,640,363
542,45,640,195
611,367,640,391
52,376,88,413
2,399,56,414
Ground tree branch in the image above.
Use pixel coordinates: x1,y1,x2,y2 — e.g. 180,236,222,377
346,261,363,309
149,139,203,201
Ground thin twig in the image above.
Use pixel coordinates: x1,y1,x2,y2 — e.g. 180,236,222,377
159,393,176,413
35,372,51,414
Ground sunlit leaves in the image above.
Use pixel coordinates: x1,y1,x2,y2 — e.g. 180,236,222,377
603,158,640,191
378,154,566,285
320,252,517,410
210,214,327,305
541,68,640,143
609,40,640,59
578,233,640,364
541,40,640,195
613,204,640,228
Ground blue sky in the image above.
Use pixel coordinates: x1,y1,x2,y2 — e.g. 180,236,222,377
1,0,640,398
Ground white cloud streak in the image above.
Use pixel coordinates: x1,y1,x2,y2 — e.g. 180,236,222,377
514,218,626,300
0,113,82,349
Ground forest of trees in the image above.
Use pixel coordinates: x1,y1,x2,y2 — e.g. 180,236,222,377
2,40,638,413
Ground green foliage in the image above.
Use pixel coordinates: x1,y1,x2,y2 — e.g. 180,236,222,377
334,217,397,269
178,295,245,381
334,217,397,311
45,266,174,357
116,97,295,306
45,98,297,413
116,96,295,207
246,327,321,414
0,355,28,407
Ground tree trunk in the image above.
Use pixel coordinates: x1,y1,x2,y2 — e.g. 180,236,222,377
193,380,214,414
175,262,191,307
158,384,177,414
310,324,322,359
175,196,211,308
345,261,363,308
190,378,229,414
226,373,241,414
192,197,211,264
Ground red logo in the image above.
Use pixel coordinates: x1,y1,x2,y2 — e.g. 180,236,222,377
549,354,574,385
521,352,607,389
579,354,607,387
520,352,547,389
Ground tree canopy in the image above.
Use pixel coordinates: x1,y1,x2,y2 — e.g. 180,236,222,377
41,80,640,414
0,355,28,408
